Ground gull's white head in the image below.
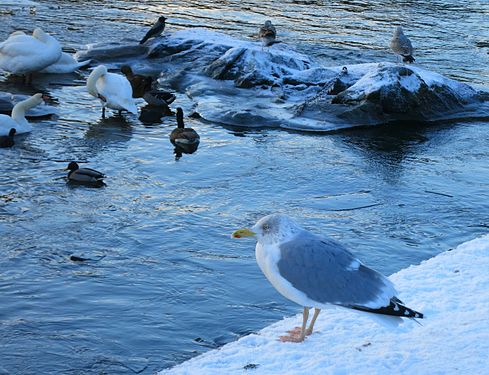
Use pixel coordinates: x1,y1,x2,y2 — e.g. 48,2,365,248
393,26,404,37
232,214,303,244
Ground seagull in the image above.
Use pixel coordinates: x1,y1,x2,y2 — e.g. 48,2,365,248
232,214,423,343
139,16,166,45
390,26,415,63
258,20,278,47
65,161,106,186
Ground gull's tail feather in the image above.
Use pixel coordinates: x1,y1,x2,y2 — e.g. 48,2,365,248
402,55,415,63
347,297,423,319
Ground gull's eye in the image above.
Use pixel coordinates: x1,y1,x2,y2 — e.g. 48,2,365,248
262,223,270,231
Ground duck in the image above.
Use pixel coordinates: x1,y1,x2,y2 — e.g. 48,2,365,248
259,20,278,47
40,52,91,74
0,128,16,148
143,90,176,107
170,107,200,146
140,16,166,45
120,65,153,98
0,93,44,136
120,65,176,107
65,161,106,185
0,28,62,83
86,65,138,118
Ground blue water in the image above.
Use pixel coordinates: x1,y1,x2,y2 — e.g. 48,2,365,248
1,1,488,373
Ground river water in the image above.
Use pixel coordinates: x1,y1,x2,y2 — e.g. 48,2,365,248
1,1,488,373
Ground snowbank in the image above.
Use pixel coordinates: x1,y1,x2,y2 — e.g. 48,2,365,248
160,235,489,374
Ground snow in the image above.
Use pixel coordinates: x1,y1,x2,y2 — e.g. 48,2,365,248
160,235,489,374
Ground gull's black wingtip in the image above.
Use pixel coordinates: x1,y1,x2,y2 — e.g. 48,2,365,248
347,298,423,319
402,55,415,63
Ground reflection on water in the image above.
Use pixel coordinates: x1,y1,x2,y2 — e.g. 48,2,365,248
1,0,489,374
173,142,200,160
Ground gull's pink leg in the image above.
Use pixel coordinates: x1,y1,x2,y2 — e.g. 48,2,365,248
279,307,309,343
287,308,321,336
306,308,321,335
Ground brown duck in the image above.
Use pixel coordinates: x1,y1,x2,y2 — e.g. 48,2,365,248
121,65,176,107
120,65,153,98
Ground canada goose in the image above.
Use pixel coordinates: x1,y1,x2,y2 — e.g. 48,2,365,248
170,108,200,146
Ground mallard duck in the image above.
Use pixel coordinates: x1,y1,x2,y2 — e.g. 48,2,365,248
0,28,62,83
170,108,200,146
0,128,15,148
259,20,277,47
65,161,105,185
139,16,166,45
390,27,415,63
87,65,138,118
0,93,44,136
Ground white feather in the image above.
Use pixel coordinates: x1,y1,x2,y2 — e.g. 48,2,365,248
0,28,61,75
0,93,44,135
86,65,137,114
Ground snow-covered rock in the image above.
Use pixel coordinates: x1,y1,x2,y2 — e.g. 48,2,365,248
160,234,489,374
80,28,489,131
75,42,149,63
331,64,481,120
204,45,313,88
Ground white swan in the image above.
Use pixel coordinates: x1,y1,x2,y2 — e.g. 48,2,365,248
0,93,44,136
87,65,138,117
40,52,91,74
0,28,61,82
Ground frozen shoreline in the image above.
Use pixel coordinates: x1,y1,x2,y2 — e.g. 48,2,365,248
160,235,489,374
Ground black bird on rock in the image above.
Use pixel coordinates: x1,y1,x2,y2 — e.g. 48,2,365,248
139,16,166,45
0,128,16,148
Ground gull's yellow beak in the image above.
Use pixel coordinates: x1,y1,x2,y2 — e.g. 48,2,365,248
231,228,256,239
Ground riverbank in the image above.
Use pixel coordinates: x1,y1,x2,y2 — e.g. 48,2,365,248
161,234,489,374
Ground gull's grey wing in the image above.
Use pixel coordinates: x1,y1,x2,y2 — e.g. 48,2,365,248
399,35,413,55
392,34,413,56
78,168,105,179
277,232,396,308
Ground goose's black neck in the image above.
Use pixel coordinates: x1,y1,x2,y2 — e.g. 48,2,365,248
176,108,185,129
